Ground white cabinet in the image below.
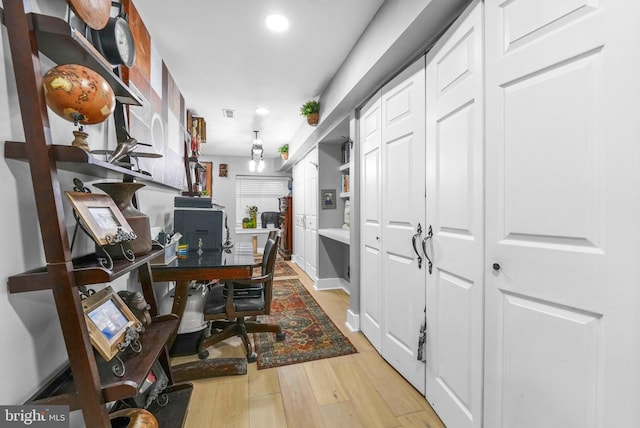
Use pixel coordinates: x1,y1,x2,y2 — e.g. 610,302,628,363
293,148,318,281
360,56,427,393
484,0,640,426
359,0,640,427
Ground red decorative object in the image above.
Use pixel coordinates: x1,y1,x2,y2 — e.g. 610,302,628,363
43,64,115,125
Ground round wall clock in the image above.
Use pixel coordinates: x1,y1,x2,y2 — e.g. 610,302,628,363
91,15,136,67
67,0,111,30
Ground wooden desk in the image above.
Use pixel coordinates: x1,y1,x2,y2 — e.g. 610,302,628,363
145,243,257,381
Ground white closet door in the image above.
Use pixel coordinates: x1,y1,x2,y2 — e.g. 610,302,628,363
304,148,318,280
380,57,427,394
359,93,383,351
425,2,484,427
485,0,640,426
293,159,305,269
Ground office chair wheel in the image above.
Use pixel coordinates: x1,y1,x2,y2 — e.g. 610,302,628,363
197,349,209,360
276,331,286,341
247,351,257,363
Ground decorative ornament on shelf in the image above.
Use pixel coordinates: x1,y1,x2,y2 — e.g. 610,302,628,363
246,205,258,228
300,100,320,126
278,144,289,160
43,64,116,152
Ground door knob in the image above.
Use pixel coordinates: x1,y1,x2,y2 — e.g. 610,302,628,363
492,263,501,271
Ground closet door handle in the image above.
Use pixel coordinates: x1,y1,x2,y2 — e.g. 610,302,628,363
421,225,433,275
412,223,423,269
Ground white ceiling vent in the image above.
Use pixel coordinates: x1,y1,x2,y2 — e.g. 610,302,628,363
222,109,235,119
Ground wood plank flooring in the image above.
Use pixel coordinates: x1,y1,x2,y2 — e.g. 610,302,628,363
173,261,445,428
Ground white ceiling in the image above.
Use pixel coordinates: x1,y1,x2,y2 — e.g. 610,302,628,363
132,0,384,158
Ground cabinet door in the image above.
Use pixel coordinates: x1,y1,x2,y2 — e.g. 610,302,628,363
304,148,318,280
485,0,640,426
359,92,383,352
380,56,426,394
425,2,484,427
293,160,306,269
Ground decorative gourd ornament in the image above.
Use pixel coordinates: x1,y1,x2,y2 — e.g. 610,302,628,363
43,64,115,125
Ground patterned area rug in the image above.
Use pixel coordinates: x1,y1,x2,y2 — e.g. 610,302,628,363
254,278,357,369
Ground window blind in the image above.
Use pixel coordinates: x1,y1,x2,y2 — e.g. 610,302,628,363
235,175,289,226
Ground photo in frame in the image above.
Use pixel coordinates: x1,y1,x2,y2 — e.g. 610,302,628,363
81,286,140,361
65,192,135,247
321,189,336,209
134,360,169,409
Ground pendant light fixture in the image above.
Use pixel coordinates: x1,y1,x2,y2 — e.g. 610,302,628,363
249,130,264,172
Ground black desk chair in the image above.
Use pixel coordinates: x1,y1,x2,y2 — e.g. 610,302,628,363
198,235,284,361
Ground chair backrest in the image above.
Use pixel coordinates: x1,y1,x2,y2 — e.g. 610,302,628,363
261,235,279,276
261,235,280,313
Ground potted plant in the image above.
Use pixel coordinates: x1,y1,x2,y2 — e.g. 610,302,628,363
278,144,289,160
300,100,320,126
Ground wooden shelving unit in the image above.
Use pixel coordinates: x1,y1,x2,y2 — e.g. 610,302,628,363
2,3,191,426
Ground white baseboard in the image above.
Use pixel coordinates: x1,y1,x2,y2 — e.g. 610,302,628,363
315,277,349,293
346,309,360,332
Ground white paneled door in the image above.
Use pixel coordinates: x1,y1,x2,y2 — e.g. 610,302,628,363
360,93,383,352
293,148,318,281
293,159,305,270
360,57,427,393
304,148,318,280
485,0,640,426
380,57,427,394
425,2,484,427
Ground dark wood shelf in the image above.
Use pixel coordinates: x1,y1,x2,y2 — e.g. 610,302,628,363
20,12,142,105
28,315,180,411
2,2,191,425
8,247,165,293
4,141,149,180
146,383,193,427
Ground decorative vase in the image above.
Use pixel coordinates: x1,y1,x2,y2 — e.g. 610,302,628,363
93,182,152,256
306,112,319,126
109,408,159,428
281,152,288,160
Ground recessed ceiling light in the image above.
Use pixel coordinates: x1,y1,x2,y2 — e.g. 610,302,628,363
255,107,270,115
265,14,289,32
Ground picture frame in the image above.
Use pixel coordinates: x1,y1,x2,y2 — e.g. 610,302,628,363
134,360,169,409
65,192,135,247
81,286,140,361
321,189,336,209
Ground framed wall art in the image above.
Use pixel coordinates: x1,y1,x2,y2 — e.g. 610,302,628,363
321,189,336,209
81,286,140,361
65,192,135,246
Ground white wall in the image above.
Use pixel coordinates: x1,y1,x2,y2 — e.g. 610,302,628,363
197,154,291,250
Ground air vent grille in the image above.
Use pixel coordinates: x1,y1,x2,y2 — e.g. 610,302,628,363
222,109,235,119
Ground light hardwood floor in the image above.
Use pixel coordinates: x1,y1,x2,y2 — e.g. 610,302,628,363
173,261,445,428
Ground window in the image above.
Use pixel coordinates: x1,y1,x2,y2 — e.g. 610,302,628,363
235,175,290,227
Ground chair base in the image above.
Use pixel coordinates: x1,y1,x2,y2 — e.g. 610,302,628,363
198,317,285,361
